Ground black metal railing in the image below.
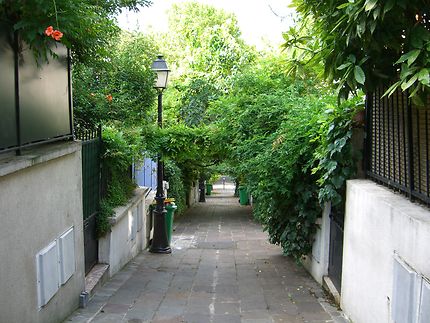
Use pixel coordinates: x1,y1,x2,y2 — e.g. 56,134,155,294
76,126,102,273
365,88,430,205
328,209,344,291
76,126,102,220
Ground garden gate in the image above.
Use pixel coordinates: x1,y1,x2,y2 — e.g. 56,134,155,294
77,127,102,274
328,208,344,291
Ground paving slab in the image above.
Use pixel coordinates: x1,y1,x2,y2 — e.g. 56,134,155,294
66,185,349,323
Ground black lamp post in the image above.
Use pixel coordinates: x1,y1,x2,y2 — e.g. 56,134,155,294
149,55,171,254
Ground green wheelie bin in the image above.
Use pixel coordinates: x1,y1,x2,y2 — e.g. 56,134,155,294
165,203,177,244
206,183,213,195
239,186,249,205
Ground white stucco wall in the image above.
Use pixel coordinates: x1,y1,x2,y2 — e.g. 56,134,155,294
302,202,331,285
0,142,85,323
99,188,154,277
341,179,430,323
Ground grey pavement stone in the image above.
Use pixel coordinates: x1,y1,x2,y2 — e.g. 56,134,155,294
91,313,125,322
182,313,211,323
153,305,185,320
65,189,349,323
272,313,305,323
151,317,185,323
240,310,272,319
126,319,145,323
211,314,242,323
124,308,154,322
241,320,272,323
214,301,240,315
101,302,131,314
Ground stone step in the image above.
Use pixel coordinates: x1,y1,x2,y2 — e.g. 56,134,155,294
80,264,109,308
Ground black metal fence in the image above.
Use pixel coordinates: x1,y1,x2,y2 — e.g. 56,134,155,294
328,209,344,291
76,126,102,220
76,126,102,273
365,88,430,205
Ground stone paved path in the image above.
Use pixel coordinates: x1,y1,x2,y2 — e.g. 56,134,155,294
66,184,349,323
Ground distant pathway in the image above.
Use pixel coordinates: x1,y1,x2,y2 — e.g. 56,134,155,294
67,183,349,323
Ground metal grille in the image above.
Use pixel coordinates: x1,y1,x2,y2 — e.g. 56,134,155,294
366,89,430,205
76,126,102,219
76,126,101,273
328,209,344,291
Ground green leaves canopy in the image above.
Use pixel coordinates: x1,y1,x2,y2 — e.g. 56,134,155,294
160,2,254,87
0,0,151,63
73,32,158,129
284,0,430,103
211,54,361,260
150,2,255,189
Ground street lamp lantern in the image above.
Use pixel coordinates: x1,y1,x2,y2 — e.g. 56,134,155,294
149,55,171,254
151,55,170,89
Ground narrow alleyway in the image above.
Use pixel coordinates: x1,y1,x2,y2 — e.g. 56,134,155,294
67,183,349,323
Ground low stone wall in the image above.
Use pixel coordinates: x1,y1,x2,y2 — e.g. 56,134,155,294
302,202,331,286
99,188,155,277
341,179,430,323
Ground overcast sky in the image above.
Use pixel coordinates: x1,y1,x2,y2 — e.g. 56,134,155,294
117,0,295,50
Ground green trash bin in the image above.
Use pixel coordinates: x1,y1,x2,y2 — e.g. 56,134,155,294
165,203,177,244
239,186,249,205
206,183,213,195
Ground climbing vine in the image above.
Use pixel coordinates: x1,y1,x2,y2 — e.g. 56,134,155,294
212,54,362,261
284,0,430,104
312,96,364,206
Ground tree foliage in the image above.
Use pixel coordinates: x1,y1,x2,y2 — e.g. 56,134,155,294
162,2,254,85
212,54,362,260
177,78,218,127
284,0,430,104
72,31,158,235
73,32,157,128
149,2,255,203
0,0,151,63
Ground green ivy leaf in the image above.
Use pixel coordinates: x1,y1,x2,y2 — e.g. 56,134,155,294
337,62,352,70
395,49,421,66
407,50,421,66
337,3,350,9
411,93,426,106
401,74,418,91
410,26,430,49
347,54,356,64
354,66,366,85
370,20,377,34
365,0,378,11
399,63,416,79
372,7,381,20
331,175,345,189
417,68,429,85
383,0,395,14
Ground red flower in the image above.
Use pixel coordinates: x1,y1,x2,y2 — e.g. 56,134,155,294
45,26,63,41
51,30,63,41
106,94,113,102
45,26,54,37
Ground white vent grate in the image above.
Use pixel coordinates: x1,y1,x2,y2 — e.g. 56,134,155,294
418,278,430,323
58,227,75,285
392,255,429,323
36,241,59,308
